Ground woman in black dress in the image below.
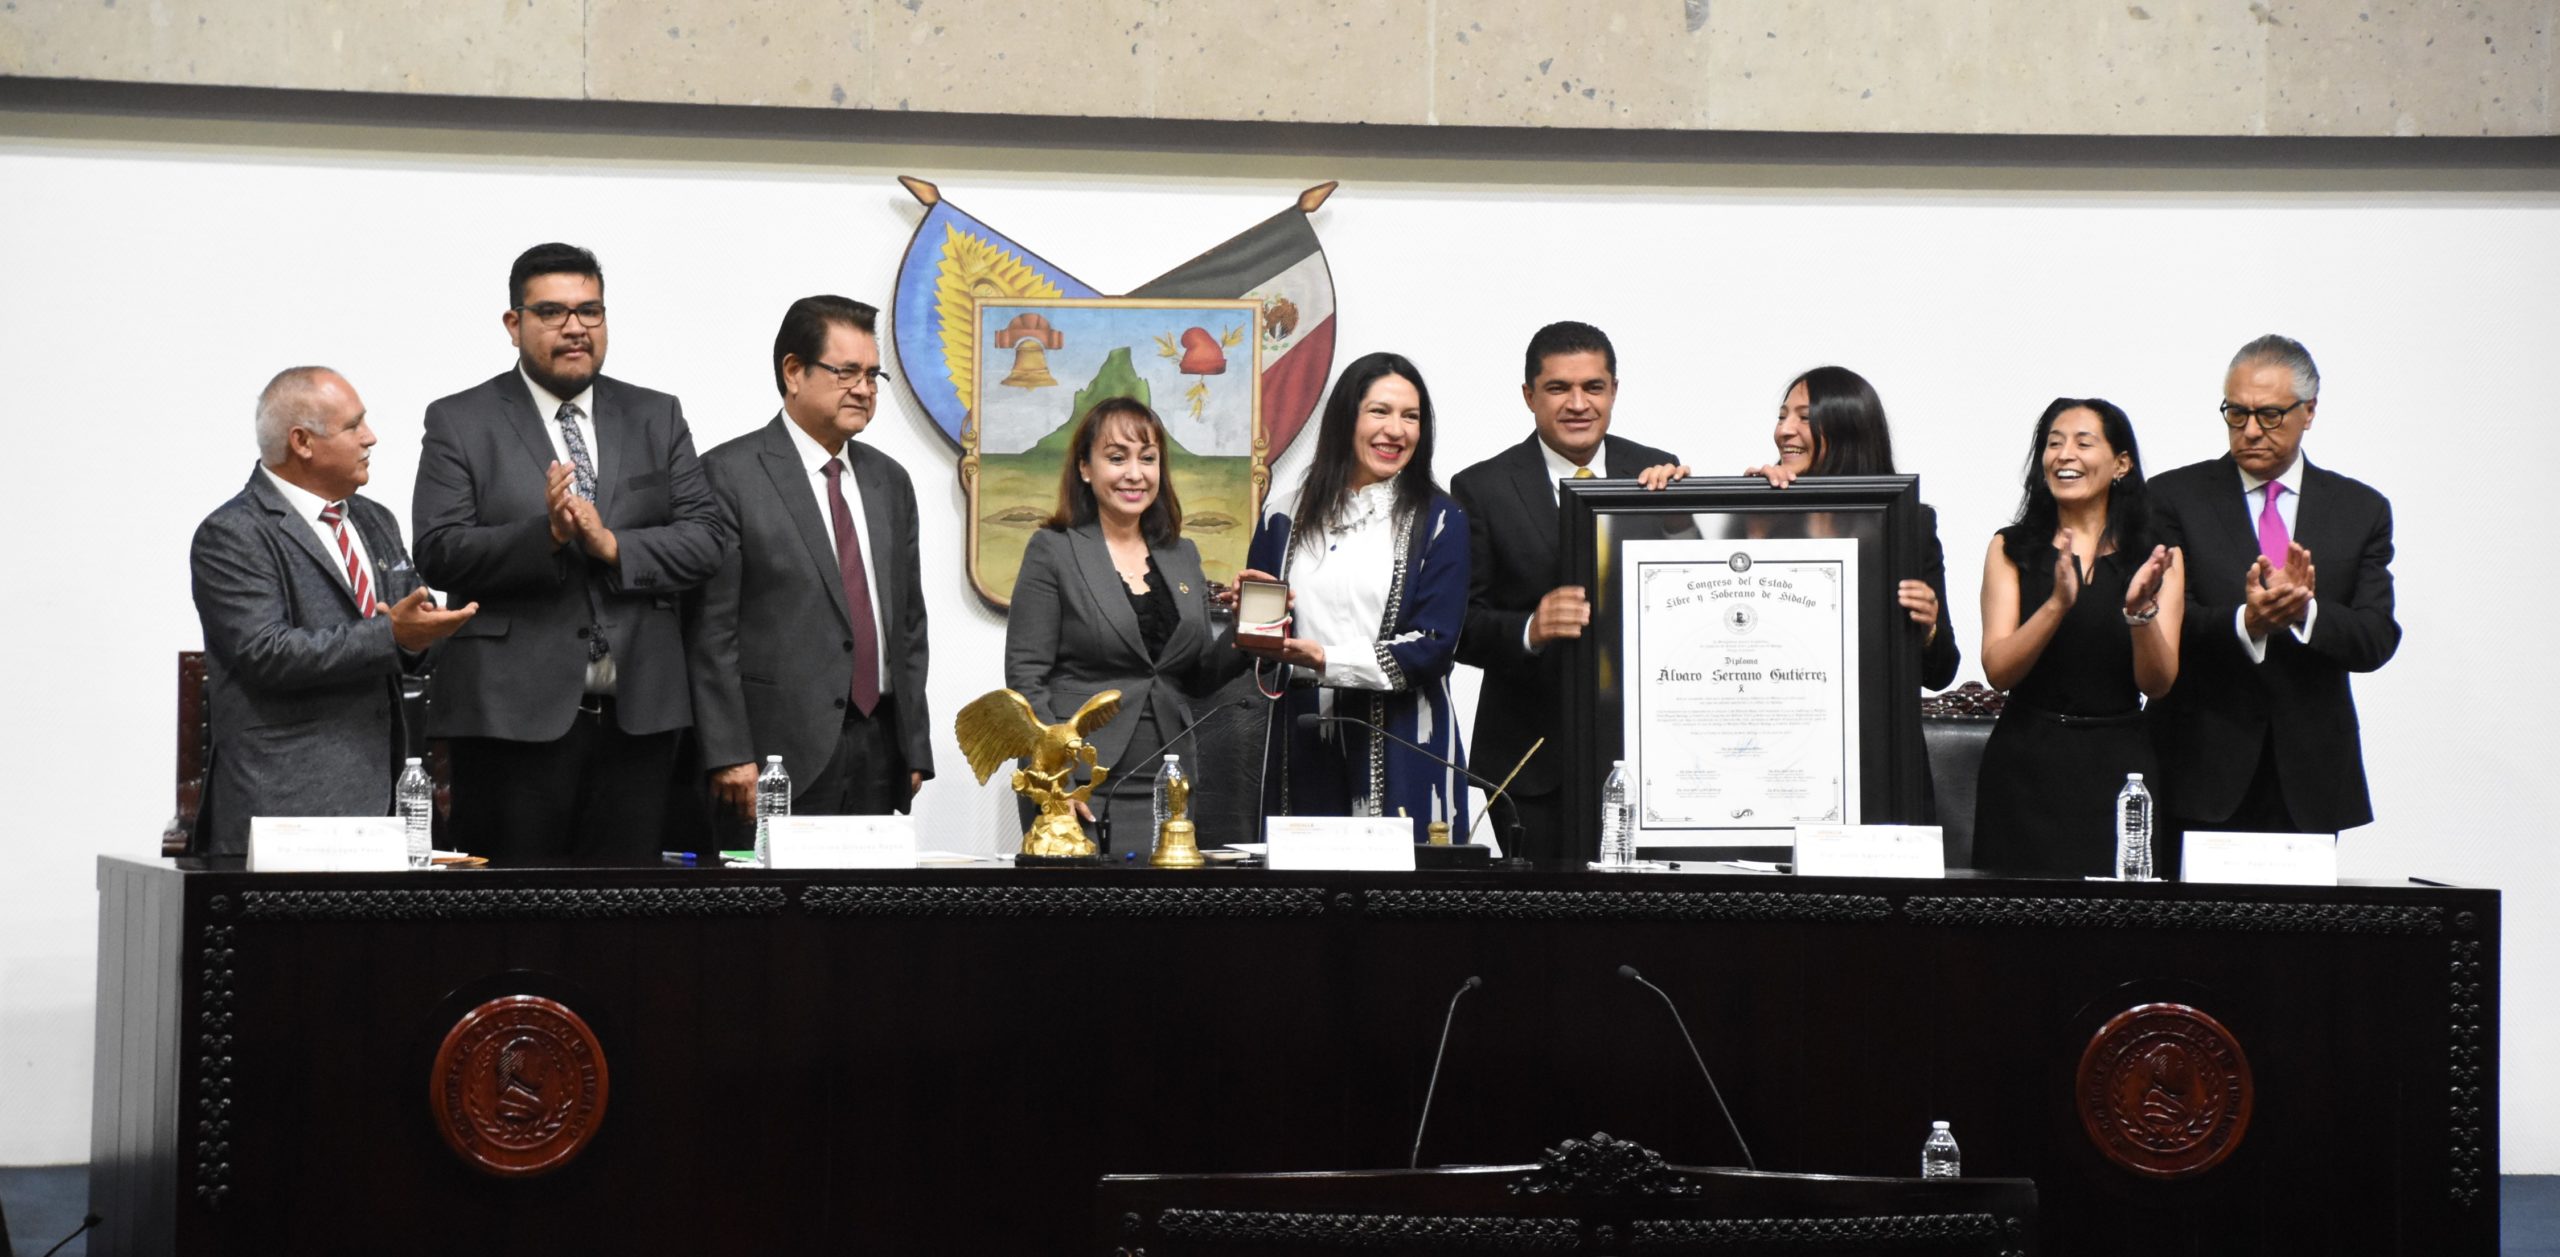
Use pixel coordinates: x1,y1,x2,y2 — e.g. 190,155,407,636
1973,398,2183,877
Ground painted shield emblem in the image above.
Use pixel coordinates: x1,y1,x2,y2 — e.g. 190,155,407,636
431,995,610,1177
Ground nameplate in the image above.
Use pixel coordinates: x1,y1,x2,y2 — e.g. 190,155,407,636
765,815,919,869
1265,817,1416,872
247,817,408,873
1793,825,1947,879
2181,830,2337,886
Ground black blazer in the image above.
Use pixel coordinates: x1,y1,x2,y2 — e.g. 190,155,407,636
2147,454,2399,831
688,416,935,791
413,369,727,741
1449,431,1678,797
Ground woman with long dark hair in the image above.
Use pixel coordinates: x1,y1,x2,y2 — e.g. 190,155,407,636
1746,365,1961,691
1972,397,2183,876
1004,397,1248,855
1238,351,1471,842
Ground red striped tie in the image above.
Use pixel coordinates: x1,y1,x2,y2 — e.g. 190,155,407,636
318,501,376,616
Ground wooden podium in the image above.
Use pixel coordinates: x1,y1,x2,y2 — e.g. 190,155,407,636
89,857,2496,1255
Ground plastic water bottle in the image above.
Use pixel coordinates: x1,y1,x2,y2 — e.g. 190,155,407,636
1598,760,1636,868
397,757,433,869
1151,755,1186,852
2114,772,2155,881
754,755,791,867
1921,1121,1961,1178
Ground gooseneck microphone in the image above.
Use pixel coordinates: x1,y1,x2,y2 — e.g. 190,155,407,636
1618,964,1757,1171
1291,712,1528,849
1091,693,1266,855
1409,975,1484,1169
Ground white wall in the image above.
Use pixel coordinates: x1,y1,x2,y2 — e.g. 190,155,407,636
3,108,2553,1170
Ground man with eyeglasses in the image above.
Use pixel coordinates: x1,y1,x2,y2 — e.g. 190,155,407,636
687,296,932,828
2146,334,2400,858
412,242,727,863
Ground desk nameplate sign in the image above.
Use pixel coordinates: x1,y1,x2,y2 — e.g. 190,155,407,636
247,817,407,873
1793,824,1946,879
2181,830,2338,886
765,815,919,869
1265,817,1416,872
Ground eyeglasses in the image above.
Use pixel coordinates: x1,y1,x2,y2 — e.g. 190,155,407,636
2218,399,2308,431
807,360,892,388
514,302,607,329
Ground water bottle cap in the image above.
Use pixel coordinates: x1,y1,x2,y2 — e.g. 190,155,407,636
1611,759,1627,768
1164,754,1180,765
2127,772,2144,781
405,757,423,766
1931,1121,1950,1129
766,754,783,763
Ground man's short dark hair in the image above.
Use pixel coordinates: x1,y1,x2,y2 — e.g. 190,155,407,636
772,295,880,396
508,242,603,308
1523,321,1617,384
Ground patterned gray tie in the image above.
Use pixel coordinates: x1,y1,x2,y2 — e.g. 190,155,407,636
556,401,597,502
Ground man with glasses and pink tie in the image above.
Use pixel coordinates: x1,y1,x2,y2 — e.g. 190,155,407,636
413,243,727,863
191,367,478,856
2146,334,2401,859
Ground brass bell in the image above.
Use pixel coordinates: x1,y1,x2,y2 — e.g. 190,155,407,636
1000,341,1058,390
1150,816,1205,869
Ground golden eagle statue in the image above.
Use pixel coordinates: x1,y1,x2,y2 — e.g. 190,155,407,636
955,688,1123,859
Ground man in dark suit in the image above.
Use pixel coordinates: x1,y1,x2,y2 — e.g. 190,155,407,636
192,367,478,855
688,296,932,825
2148,334,2400,845
413,243,728,862
1449,321,1686,860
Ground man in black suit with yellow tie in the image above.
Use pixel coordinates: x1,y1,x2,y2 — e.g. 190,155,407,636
688,296,933,826
2148,334,2400,848
1450,321,1686,860
413,243,728,862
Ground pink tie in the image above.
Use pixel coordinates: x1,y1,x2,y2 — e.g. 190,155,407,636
318,501,376,616
2256,483,2290,569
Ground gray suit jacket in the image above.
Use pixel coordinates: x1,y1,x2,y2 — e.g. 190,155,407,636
1004,521,1242,775
413,369,726,741
190,469,424,856
688,415,935,791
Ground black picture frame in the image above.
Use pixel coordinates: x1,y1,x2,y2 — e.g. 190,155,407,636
1558,475,1929,862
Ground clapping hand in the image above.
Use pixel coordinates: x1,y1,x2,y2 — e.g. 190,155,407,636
2122,544,2172,621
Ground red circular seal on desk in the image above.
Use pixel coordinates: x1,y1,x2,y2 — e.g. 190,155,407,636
430,995,610,1177
2077,1002,2253,1179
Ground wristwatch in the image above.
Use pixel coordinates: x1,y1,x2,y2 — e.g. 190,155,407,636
2123,604,2159,626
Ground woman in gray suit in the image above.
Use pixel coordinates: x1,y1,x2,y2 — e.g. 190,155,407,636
1005,397,1251,858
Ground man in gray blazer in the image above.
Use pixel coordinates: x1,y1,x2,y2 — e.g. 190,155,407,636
688,296,932,823
413,243,727,861
192,367,478,855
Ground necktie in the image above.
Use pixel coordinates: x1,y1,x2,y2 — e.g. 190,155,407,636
556,402,596,502
824,458,881,716
318,501,376,616
1573,466,1596,479
2257,482,2290,569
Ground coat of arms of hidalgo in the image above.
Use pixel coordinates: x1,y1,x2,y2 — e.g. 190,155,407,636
889,177,1340,606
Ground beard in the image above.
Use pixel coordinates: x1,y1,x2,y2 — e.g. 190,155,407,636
521,346,600,400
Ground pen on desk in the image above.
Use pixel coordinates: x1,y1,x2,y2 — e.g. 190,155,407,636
660,850,698,866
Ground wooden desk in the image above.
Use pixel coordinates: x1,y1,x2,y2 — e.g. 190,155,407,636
88,858,2497,1255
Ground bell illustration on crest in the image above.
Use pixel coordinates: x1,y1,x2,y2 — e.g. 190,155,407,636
1001,340,1058,390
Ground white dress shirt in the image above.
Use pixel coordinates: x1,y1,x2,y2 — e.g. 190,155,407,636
784,417,893,695
2235,458,2316,661
520,367,617,694
260,465,377,603
1288,480,1403,693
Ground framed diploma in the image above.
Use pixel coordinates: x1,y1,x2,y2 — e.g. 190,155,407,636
1560,476,1928,861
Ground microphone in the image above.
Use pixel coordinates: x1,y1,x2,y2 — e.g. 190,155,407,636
1290,713,1527,849
1410,975,1483,1169
1093,693,1266,856
1618,964,1757,1171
